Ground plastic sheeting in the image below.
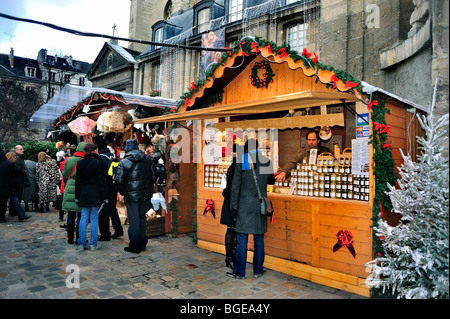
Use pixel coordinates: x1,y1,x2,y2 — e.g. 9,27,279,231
29,84,178,131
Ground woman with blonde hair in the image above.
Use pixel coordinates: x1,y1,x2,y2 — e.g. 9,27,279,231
36,151,60,212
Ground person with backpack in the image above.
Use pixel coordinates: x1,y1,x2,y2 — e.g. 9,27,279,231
96,138,123,241
115,139,155,254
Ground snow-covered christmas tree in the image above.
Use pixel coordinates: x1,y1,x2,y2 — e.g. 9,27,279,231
365,81,449,299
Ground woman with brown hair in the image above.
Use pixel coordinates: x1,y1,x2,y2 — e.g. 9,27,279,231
36,151,60,212
5,151,31,222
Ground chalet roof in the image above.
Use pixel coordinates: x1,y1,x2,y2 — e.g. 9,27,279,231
29,84,178,130
134,36,427,125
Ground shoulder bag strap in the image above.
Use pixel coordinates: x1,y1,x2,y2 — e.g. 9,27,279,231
67,163,77,181
248,155,263,201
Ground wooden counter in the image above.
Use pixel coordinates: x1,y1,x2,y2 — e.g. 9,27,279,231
197,187,371,297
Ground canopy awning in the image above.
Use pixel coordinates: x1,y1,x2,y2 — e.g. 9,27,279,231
29,84,178,130
133,91,359,124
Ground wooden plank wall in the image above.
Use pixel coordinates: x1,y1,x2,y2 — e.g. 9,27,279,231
219,56,336,106
197,187,372,277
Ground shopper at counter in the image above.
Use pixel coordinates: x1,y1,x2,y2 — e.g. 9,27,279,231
275,130,331,182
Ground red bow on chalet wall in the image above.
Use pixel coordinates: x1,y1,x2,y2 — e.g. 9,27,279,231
333,230,356,258
203,199,215,218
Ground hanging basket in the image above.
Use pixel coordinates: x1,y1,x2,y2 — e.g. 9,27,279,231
97,111,125,133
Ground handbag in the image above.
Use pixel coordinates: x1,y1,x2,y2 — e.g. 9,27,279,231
249,155,273,217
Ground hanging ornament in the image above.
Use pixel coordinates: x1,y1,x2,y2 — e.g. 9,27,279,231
332,230,356,258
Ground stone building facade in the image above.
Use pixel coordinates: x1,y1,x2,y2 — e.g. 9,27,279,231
126,0,448,118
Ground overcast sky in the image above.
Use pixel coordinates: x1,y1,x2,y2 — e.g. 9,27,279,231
0,0,131,63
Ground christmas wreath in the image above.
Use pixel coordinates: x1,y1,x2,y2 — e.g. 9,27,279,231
249,61,275,88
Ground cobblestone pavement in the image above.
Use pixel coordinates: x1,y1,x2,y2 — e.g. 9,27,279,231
0,207,366,301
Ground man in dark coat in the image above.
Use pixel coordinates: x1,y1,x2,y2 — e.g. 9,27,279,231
275,130,331,181
115,139,155,254
228,139,275,279
0,145,13,223
96,138,123,241
75,143,108,251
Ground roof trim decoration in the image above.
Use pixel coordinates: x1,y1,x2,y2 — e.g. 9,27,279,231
173,36,424,115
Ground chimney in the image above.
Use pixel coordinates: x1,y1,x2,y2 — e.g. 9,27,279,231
9,48,14,68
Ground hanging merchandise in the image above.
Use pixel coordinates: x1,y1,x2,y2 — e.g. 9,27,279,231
319,125,332,141
97,111,125,133
67,116,96,136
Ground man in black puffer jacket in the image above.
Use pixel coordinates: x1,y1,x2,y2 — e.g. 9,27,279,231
115,139,155,254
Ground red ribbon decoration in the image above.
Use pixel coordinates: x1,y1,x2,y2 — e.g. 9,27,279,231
301,47,311,58
203,199,215,218
333,230,356,258
251,41,260,53
278,47,288,58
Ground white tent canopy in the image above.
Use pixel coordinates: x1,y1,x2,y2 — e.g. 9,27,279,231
29,84,178,131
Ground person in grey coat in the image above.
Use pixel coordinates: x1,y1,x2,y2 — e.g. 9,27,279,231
23,154,39,212
227,138,275,279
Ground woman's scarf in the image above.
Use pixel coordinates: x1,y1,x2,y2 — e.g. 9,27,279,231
241,149,259,170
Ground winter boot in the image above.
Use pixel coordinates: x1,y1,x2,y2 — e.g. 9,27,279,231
67,224,75,244
225,233,236,269
45,202,50,212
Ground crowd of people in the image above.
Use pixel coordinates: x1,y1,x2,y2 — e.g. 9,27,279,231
2,135,283,279
0,137,163,255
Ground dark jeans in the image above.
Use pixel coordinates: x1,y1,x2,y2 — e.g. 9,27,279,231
0,194,8,220
98,193,123,238
233,233,265,278
126,200,150,251
9,196,26,220
67,210,81,229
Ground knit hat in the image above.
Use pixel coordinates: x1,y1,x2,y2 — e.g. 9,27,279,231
124,139,138,151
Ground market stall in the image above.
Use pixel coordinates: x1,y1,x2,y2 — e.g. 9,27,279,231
45,84,178,234
133,37,427,297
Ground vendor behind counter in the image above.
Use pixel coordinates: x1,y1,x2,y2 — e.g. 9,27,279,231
276,130,331,181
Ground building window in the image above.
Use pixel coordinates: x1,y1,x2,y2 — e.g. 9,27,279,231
229,0,243,23
25,67,36,78
154,63,161,92
49,71,56,81
286,22,307,53
79,77,85,86
64,74,71,83
154,28,163,49
197,8,210,34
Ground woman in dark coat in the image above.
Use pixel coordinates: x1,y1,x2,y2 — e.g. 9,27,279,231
220,143,238,269
227,139,275,279
75,143,107,251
